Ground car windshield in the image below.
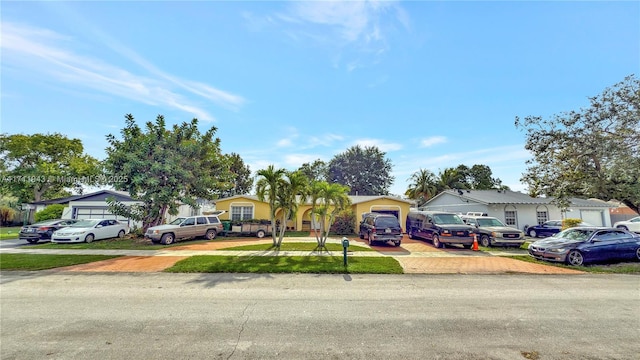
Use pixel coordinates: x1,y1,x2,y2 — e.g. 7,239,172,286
477,218,505,227
70,220,99,228
433,214,464,225
375,217,399,227
169,218,186,225
552,228,596,241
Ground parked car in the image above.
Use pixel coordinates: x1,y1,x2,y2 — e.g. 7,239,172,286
528,227,640,266
359,212,403,246
614,216,640,233
145,214,224,245
19,219,79,244
406,210,475,249
525,220,593,238
51,219,129,243
461,215,525,247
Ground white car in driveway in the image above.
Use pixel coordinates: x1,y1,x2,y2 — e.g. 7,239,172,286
51,219,129,243
614,216,640,233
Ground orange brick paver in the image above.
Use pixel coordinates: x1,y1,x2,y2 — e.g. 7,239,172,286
55,256,189,272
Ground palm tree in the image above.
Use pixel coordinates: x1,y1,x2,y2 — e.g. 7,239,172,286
309,181,351,248
256,165,286,247
405,169,439,207
273,171,308,247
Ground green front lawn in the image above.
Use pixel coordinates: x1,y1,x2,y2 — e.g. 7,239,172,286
165,255,403,274
0,226,22,240
0,254,121,271
508,255,640,274
225,242,373,252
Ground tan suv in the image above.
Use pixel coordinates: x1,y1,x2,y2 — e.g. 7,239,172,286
145,214,224,245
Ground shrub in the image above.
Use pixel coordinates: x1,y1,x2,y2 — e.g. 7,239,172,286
0,206,17,226
562,218,583,230
34,204,65,222
330,210,357,235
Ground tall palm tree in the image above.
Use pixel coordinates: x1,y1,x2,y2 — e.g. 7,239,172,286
256,165,286,246
309,181,351,248
405,169,438,207
273,170,308,247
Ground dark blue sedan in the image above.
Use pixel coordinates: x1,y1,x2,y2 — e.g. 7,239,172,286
528,227,640,266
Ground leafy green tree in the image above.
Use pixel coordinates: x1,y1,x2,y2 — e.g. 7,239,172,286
216,153,253,198
437,167,465,191
298,159,328,182
328,145,393,195
34,204,65,222
515,74,640,213
405,169,439,207
256,165,287,247
308,181,351,247
104,114,233,232
0,133,102,202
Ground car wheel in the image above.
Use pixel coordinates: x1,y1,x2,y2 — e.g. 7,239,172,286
567,250,584,266
635,247,640,261
256,230,265,238
205,229,217,240
359,232,364,239
528,229,537,238
117,230,125,239
617,225,629,231
27,239,38,244
480,235,491,247
432,234,441,248
85,234,94,243
161,233,175,245
408,229,414,239
395,241,401,247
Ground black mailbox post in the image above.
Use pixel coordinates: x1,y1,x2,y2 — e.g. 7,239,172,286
341,237,350,267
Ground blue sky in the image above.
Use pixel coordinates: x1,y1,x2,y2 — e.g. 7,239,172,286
2,1,638,196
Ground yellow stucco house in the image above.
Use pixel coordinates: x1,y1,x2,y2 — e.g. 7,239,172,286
215,195,413,233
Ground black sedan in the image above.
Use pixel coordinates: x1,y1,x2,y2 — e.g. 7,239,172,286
19,219,79,243
525,220,593,238
528,227,640,266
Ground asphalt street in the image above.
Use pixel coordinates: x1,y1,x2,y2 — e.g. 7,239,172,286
1,272,638,360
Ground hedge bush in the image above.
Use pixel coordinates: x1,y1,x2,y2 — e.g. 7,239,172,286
34,204,65,222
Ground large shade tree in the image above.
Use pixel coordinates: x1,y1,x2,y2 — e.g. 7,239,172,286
0,133,101,202
298,159,328,182
215,152,253,198
104,114,233,232
515,74,640,213
328,145,393,195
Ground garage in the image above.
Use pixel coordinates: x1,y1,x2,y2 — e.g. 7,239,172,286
580,210,605,226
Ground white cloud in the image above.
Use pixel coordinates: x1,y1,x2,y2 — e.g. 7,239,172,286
283,153,323,167
1,22,244,121
353,138,403,152
420,136,448,147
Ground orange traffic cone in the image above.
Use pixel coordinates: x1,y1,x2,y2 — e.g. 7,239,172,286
472,234,479,251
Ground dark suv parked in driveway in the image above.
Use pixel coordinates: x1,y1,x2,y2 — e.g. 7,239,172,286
359,212,403,246
406,210,475,248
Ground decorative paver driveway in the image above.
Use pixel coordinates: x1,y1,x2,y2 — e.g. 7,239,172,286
40,235,584,274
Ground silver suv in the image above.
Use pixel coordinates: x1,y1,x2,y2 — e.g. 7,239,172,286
145,214,224,245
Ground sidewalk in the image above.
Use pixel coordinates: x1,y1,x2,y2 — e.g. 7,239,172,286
0,236,584,275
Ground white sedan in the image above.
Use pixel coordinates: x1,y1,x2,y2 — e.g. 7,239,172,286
51,219,129,243
614,216,640,234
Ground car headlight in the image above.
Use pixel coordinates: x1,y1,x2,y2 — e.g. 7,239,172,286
442,229,450,234
548,248,566,253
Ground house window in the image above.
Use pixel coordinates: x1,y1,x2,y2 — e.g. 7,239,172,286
231,206,253,221
504,210,517,226
536,210,548,225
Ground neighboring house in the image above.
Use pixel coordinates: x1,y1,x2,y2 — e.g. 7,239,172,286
419,189,614,231
25,189,214,229
215,194,413,232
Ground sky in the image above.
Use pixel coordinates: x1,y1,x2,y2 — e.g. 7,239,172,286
2,1,639,197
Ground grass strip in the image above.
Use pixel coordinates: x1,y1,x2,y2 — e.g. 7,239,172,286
165,255,403,274
0,254,122,271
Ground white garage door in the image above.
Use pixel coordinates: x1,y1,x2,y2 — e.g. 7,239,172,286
580,210,604,226
75,207,131,223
